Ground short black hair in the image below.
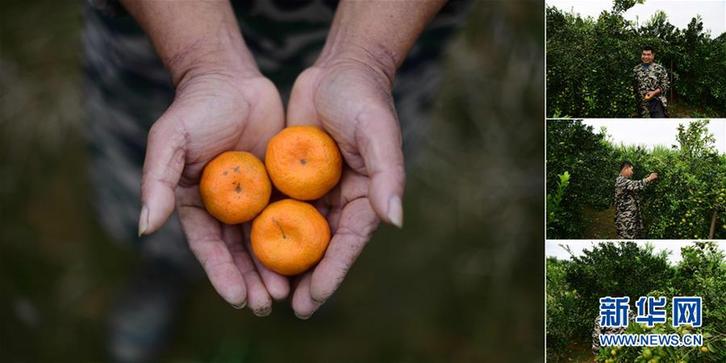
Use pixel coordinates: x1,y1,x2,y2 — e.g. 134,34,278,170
642,45,654,53
620,160,634,170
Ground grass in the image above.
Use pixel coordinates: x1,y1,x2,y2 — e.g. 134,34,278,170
667,100,721,118
583,207,618,240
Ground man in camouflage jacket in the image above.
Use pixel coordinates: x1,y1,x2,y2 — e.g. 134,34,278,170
633,46,670,118
614,161,658,239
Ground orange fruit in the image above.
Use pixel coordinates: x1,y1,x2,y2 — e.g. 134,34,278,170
199,151,271,224
265,125,342,200
250,199,330,276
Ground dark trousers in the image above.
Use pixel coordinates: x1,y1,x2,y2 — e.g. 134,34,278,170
647,98,668,118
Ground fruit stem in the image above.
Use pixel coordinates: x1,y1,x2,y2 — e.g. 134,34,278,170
273,219,287,239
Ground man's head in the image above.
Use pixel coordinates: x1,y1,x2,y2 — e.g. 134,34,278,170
641,46,654,64
620,160,634,177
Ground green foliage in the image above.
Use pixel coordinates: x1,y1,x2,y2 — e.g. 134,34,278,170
546,257,580,359
547,120,616,237
673,242,726,329
595,321,726,362
612,0,645,14
632,121,726,239
547,171,570,229
547,3,726,117
547,120,726,239
547,242,726,362
563,242,671,343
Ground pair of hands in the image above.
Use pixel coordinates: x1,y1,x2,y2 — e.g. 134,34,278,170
644,89,660,100
137,56,405,318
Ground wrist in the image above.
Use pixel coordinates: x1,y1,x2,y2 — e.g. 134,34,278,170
120,0,260,87
315,40,398,88
313,0,444,88
166,37,260,88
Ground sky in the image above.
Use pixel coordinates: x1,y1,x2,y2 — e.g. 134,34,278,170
547,0,726,37
545,240,724,263
581,119,726,153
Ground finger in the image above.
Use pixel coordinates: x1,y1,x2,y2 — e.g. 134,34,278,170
355,106,405,227
241,266,273,317
242,224,290,301
250,256,290,302
286,69,321,127
177,187,246,307
291,273,321,319
139,111,187,236
323,170,369,234
223,224,272,316
310,197,379,306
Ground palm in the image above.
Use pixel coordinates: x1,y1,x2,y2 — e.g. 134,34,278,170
141,73,289,315
286,62,405,318
171,75,278,180
289,64,397,174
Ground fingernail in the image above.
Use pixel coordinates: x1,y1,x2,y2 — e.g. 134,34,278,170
231,300,247,310
387,196,403,228
138,205,149,237
253,306,272,317
311,296,327,305
294,311,312,320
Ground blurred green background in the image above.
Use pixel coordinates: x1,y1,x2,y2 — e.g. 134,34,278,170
0,0,544,362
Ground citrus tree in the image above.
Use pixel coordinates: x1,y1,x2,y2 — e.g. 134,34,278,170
547,120,616,238
547,242,726,362
592,242,726,363
622,120,726,239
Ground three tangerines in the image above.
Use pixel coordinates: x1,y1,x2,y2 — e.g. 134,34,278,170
198,125,342,276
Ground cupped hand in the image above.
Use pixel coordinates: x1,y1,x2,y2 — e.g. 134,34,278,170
138,67,290,315
285,59,405,318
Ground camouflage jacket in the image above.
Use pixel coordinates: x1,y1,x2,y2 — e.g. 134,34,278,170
592,310,637,355
633,62,669,117
614,175,650,239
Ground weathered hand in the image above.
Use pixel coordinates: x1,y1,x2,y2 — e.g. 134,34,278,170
138,67,290,315
285,59,405,318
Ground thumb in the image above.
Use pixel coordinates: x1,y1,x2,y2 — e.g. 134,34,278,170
138,114,187,236
356,106,405,228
